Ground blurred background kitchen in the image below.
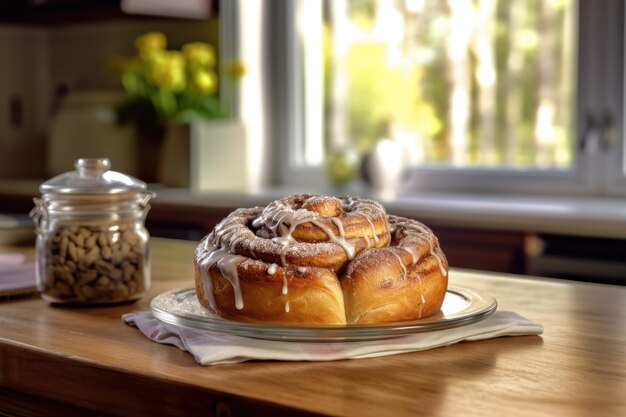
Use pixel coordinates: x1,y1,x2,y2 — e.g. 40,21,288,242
1,0,625,285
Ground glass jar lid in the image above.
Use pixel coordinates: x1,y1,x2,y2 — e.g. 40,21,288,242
33,158,154,225
40,158,146,196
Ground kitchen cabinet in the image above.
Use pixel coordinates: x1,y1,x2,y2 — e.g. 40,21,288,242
0,7,218,179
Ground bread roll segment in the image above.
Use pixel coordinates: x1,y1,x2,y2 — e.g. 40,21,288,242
206,262,346,325
193,195,449,325
342,248,448,324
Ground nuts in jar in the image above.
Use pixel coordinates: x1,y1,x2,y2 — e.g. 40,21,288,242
32,158,154,305
43,224,147,303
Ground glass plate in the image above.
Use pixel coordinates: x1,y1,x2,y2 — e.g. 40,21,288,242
149,285,497,342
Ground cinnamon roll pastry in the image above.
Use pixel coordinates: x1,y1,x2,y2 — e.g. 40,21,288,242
194,195,448,325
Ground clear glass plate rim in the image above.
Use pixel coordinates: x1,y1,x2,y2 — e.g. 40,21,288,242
149,285,497,339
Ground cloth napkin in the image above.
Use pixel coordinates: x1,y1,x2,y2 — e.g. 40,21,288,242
0,253,37,297
122,310,543,365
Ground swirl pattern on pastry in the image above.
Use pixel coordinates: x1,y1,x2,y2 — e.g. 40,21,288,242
194,195,448,325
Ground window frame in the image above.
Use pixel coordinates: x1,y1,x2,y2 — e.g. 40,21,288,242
228,0,625,196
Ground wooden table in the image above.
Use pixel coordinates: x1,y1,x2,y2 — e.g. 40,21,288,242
1,238,625,416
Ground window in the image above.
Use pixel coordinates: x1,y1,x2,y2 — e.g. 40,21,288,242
312,0,576,170
230,0,624,195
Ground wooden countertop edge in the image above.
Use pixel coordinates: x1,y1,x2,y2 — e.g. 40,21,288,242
0,338,324,417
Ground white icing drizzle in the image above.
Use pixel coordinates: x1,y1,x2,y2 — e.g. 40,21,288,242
253,196,386,263
285,301,290,313
362,229,371,248
417,301,424,319
395,245,426,313
313,219,356,260
198,243,218,311
389,217,447,277
213,207,262,253
330,217,345,238
251,215,263,229
347,196,385,243
229,235,245,253
297,266,307,273
428,245,447,276
197,244,247,311
216,254,247,310
400,246,420,266
279,249,288,267
267,212,285,228
386,216,448,316
272,235,294,247
282,274,289,295
267,263,278,275
271,235,292,267
389,249,407,278
364,215,380,243
214,222,240,245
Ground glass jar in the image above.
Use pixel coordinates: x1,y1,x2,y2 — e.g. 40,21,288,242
31,158,155,304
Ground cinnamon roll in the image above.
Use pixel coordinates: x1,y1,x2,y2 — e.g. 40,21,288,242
194,195,448,325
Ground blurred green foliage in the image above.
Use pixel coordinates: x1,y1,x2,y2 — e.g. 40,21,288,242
322,0,575,169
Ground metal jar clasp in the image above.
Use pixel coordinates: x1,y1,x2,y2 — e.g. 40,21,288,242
29,197,50,235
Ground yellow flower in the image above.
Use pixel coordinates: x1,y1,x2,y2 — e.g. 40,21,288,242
227,59,246,79
141,47,185,68
135,32,166,52
149,52,186,92
140,47,164,62
192,69,218,94
182,42,215,67
115,33,227,120
136,32,167,62
167,51,185,68
151,65,186,92
149,50,185,70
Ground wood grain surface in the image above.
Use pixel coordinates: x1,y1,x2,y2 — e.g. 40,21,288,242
1,238,625,417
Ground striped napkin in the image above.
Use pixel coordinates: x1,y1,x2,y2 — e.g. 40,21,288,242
122,310,543,365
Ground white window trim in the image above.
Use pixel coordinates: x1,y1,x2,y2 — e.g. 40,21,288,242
225,0,626,196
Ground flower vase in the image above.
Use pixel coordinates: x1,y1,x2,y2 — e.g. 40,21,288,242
158,123,191,187
157,120,248,191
